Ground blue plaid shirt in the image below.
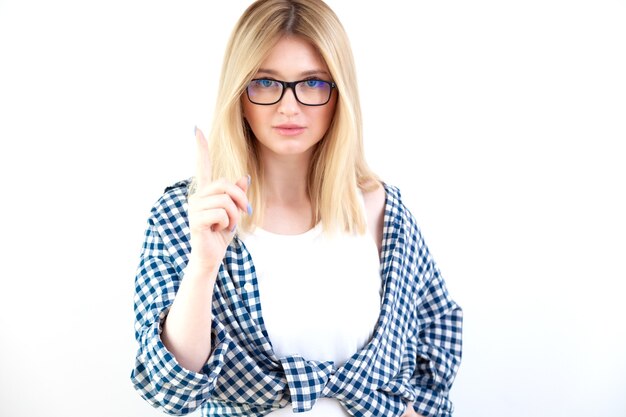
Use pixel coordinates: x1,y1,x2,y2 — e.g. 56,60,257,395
131,179,462,417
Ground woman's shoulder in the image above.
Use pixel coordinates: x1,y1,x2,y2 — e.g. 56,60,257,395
149,177,193,220
380,182,402,205
361,180,386,253
361,180,403,211
361,179,409,208
361,180,385,207
163,178,192,194
372,181,417,231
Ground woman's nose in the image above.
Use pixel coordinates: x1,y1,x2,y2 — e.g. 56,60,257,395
277,87,301,115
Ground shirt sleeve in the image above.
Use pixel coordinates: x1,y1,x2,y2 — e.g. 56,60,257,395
408,221,463,417
129,211,229,415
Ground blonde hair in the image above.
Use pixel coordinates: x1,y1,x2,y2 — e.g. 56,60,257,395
200,0,379,234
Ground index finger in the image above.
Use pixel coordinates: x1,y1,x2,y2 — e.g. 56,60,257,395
195,126,212,188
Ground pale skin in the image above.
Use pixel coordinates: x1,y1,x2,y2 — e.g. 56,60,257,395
161,35,421,417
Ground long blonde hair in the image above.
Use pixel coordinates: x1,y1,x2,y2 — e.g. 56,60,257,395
201,0,379,234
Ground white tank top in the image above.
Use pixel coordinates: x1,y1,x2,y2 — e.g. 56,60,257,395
240,216,382,416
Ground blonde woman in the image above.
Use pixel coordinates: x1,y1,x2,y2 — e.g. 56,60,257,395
131,1,462,416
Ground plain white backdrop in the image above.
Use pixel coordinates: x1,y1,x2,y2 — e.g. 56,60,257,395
0,1,625,416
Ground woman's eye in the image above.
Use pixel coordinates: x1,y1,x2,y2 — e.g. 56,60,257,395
305,80,324,88
255,79,276,88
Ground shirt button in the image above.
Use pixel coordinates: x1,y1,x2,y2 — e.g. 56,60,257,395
243,283,254,292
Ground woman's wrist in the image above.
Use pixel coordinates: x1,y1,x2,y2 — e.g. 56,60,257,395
184,255,221,283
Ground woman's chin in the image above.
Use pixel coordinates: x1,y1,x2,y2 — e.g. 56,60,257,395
260,139,319,159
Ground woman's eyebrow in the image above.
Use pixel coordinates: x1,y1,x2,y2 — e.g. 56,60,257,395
256,68,330,78
300,69,330,77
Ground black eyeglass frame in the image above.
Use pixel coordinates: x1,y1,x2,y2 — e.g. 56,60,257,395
245,78,337,106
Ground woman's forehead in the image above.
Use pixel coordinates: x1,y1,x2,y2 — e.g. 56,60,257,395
257,36,329,78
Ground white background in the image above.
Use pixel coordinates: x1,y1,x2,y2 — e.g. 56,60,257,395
1,1,625,416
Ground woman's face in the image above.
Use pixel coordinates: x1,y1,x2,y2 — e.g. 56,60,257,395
242,36,337,160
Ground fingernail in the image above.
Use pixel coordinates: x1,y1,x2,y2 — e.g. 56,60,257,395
247,174,251,187
247,203,253,215
231,224,237,233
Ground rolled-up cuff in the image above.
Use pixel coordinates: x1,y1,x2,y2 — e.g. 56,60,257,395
131,310,230,415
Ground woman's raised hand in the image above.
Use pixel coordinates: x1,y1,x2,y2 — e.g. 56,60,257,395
187,127,251,273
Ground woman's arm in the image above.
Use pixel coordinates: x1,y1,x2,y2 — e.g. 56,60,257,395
410,243,463,417
131,129,251,414
161,127,250,372
160,260,220,372
383,185,462,417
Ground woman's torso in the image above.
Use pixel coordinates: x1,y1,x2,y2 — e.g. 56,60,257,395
240,221,382,416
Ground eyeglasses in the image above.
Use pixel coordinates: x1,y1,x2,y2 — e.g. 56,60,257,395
246,78,336,106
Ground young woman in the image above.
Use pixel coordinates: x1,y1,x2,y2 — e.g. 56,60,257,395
130,1,462,416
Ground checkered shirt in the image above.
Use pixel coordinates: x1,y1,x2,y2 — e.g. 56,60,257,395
131,179,463,417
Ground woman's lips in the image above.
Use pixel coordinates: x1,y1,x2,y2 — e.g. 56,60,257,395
274,124,306,136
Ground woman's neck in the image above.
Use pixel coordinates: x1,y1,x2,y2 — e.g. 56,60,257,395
260,149,311,204
258,148,315,234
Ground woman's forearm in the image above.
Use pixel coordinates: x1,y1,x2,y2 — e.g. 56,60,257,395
161,259,220,373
